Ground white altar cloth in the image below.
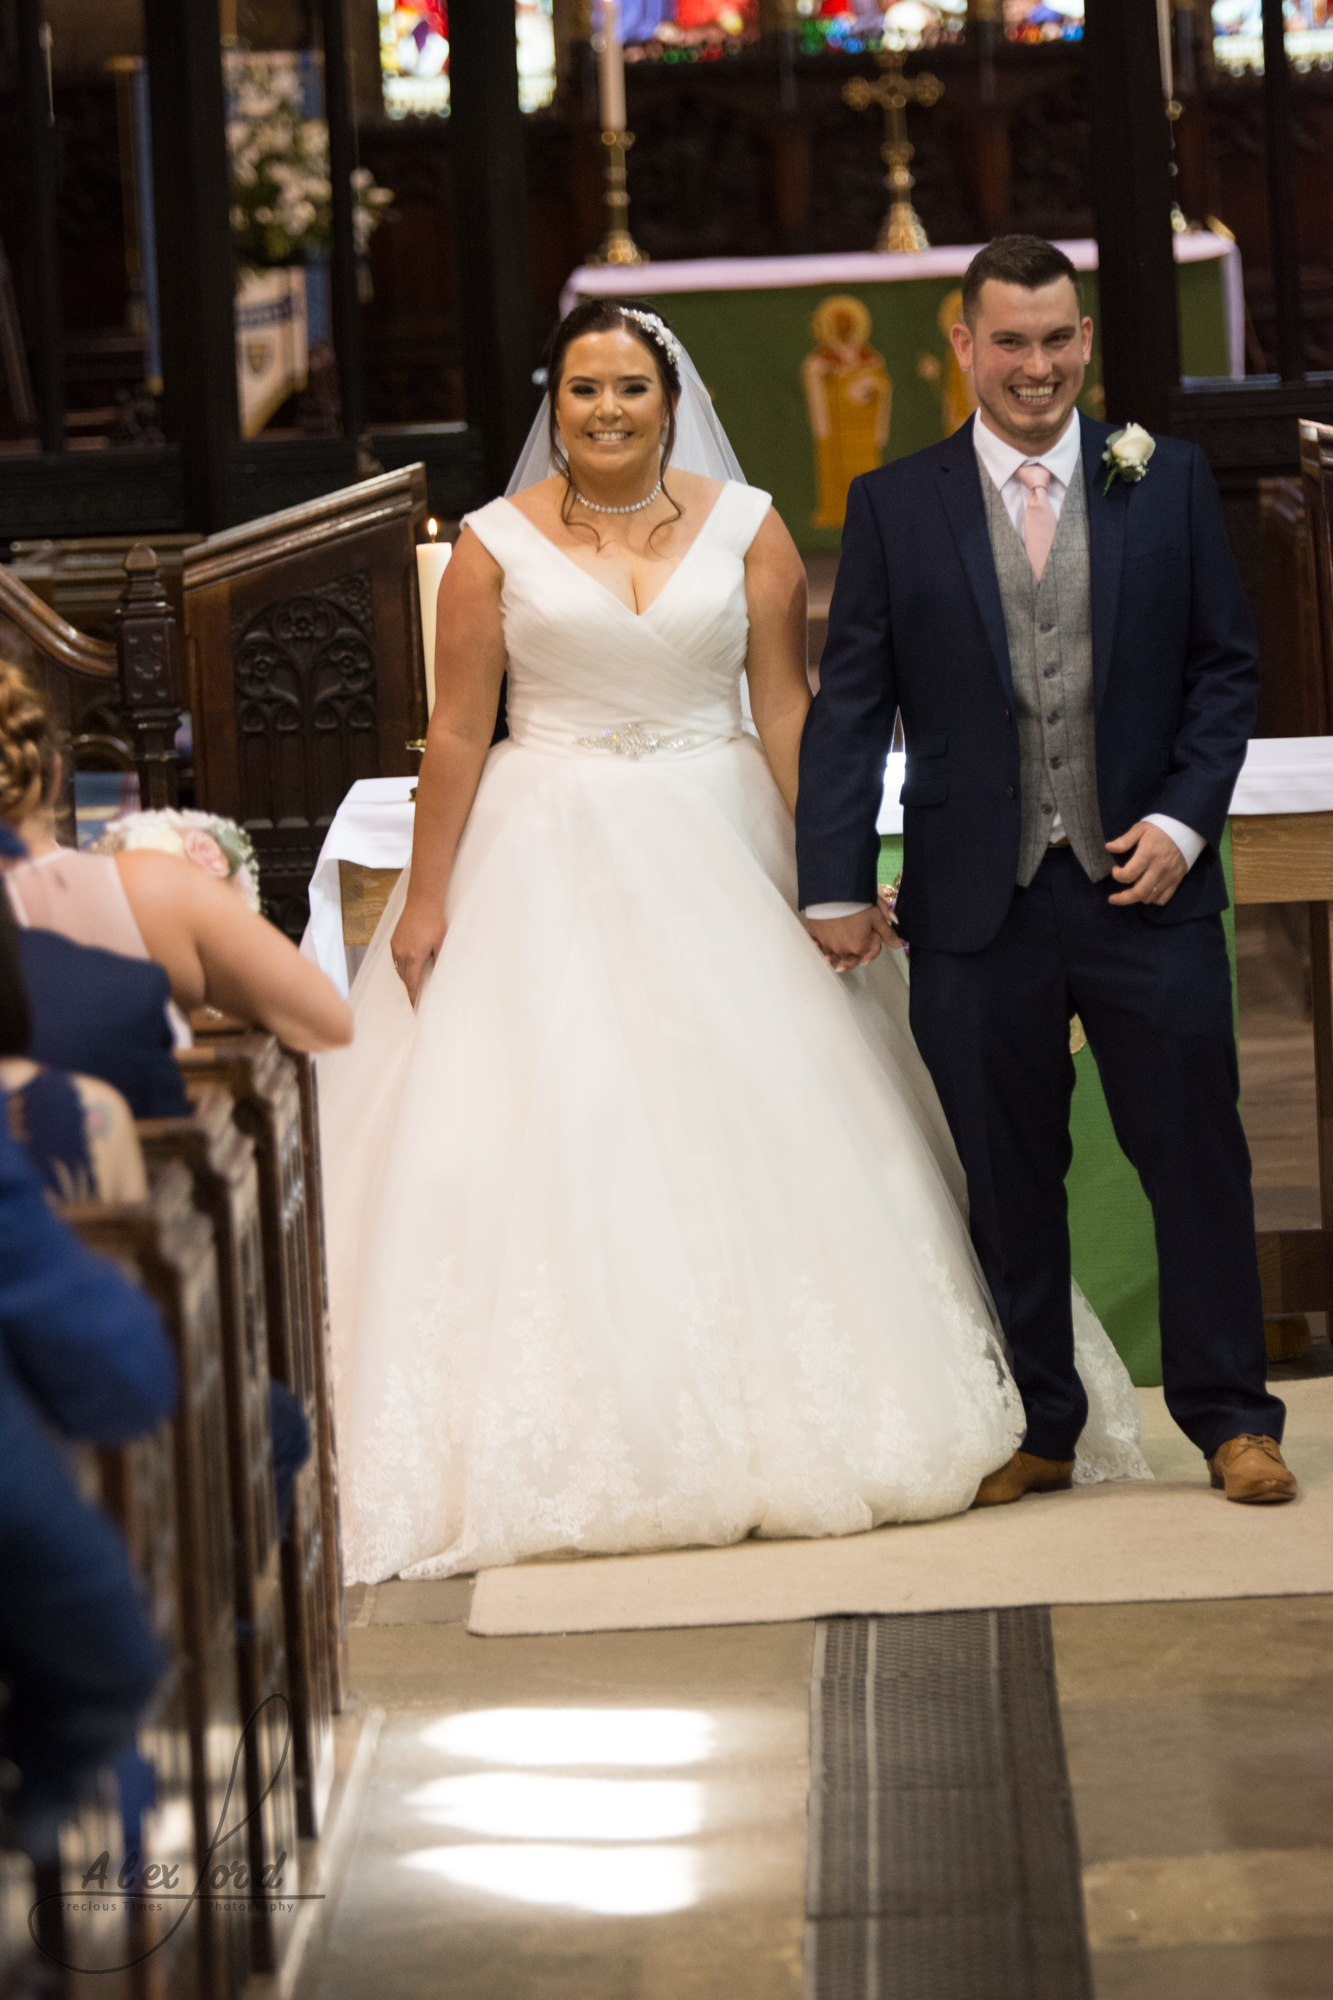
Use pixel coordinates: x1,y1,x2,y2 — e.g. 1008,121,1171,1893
299,737,1333,995
1229,736,1333,817
300,776,416,998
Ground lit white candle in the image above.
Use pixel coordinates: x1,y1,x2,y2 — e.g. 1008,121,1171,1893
416,520,451,717
598,0,626,133
1156,0,1174,100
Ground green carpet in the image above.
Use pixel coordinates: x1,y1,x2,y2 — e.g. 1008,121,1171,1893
877,832,1237,1386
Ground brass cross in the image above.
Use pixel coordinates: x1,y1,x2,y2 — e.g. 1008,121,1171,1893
843,52,944,254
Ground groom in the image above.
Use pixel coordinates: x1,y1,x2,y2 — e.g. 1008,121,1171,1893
797,234,1295,1507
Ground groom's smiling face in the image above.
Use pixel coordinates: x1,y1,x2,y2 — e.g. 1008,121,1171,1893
950,277,1094,454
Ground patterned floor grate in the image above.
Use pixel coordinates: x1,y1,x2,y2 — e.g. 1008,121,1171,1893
805,1608,1093,2000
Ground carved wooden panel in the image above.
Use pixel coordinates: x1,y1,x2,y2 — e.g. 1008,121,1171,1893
184,466,428,942
231,572,379,840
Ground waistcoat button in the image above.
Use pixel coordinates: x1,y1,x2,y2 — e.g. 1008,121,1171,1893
1047,710,1060,723
1006,785,1016,799
1050,756,1063,769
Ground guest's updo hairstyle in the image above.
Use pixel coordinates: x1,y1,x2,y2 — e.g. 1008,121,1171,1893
541,296,683,541
0,661,58,827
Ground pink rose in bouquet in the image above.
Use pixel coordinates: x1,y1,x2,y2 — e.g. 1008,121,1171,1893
181,827,230,879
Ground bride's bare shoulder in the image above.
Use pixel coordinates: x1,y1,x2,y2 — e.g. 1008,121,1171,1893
504,477,567,527
664,470,729,519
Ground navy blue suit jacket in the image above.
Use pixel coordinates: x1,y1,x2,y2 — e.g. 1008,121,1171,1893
795,412,1259,953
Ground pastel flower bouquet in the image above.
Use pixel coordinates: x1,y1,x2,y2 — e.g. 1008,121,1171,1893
95,810,261,913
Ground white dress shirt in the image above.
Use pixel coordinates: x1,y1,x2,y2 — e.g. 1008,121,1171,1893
804,412,1203,919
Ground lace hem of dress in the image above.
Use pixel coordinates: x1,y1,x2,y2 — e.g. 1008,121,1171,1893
335,1251,1031,1584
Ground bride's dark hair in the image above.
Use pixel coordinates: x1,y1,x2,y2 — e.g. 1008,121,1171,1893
542,297,683,543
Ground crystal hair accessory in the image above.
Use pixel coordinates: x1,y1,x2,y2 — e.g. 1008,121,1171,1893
619,309,683,371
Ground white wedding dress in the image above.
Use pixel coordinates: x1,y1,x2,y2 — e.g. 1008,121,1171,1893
319,480,1149,1584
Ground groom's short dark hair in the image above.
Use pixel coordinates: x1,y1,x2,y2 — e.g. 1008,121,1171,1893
961,236,1083,327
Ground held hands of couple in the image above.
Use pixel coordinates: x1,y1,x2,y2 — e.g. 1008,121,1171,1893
1106,821,1187,908
390,897,446,1006
806,896,902,972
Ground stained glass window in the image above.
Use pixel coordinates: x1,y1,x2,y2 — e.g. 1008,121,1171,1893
1003,1,1083,45
1212,0,1333,74
378,0,556,118
790,2,964,56
621,0,761,62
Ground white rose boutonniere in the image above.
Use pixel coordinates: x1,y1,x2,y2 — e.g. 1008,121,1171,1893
1101,422,1156,495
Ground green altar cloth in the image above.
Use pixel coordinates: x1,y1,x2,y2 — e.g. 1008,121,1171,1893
567,239,1238,555
877,831,1238,1386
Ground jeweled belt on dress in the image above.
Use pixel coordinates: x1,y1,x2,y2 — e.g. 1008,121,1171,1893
574,724,696,759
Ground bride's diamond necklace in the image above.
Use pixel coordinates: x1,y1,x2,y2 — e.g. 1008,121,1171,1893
571,477,663,516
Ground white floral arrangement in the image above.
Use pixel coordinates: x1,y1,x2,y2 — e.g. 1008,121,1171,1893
1101,422,1156,495
225,53,392,279
95,810,261,913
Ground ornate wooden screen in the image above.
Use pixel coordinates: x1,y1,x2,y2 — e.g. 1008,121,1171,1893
67,1163,247,2000
178,1038,336,1840
182,466,430,940
137,1089,300,1980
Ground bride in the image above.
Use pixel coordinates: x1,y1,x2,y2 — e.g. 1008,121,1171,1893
318,298,1147,1584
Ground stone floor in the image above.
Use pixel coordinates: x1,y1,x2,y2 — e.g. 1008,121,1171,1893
300,870,1333,2000
306,1587,1333,2000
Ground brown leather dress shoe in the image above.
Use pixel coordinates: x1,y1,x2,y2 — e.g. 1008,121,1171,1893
1207,1434,1298,1504
971,1450,1077,1508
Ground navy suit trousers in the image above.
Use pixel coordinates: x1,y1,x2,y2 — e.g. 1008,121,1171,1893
907,846,1284,1461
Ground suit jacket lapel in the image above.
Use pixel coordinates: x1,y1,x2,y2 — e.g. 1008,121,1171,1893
1082,413,1125,710
936,415,1013,702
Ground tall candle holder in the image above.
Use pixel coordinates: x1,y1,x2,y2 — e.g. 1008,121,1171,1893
587,0,645,268
591,128,647,268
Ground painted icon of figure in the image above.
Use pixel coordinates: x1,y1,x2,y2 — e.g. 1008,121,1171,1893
802,295,892,531
916,287,979,438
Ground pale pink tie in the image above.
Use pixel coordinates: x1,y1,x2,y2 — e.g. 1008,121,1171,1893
1015,463,1056,581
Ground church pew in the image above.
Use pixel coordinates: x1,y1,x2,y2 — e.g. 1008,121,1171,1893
188,1016,348,1716
175,1039,336,1842
14,1434,188,2000
67,1163,247,2000
182,465,430,941
135,1089,300,1980
85,1420,197,2000
0,542,184,833
290,1046,351,1714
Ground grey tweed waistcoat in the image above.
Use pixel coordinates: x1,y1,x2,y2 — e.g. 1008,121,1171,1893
979,457,1110,888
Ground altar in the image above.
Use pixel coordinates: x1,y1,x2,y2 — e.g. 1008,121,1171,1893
560,235,1242,555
